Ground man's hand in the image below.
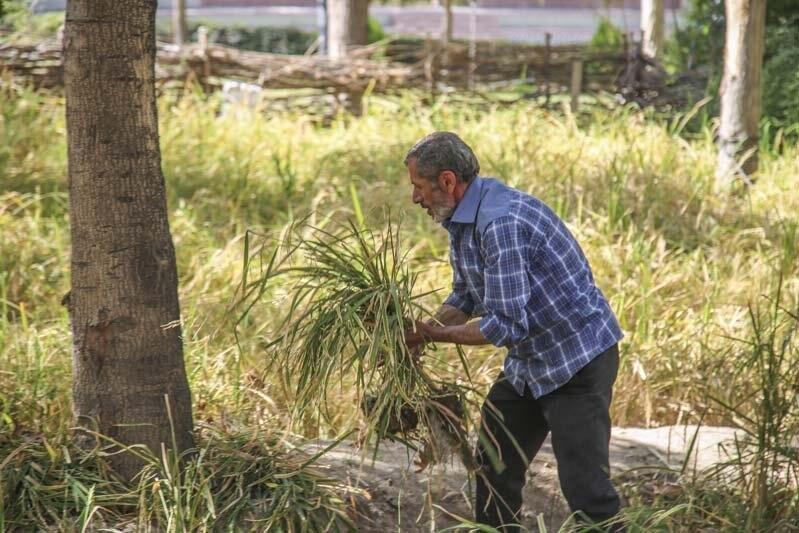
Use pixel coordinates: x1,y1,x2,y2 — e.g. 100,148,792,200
403,305,489,353
404,319,438,350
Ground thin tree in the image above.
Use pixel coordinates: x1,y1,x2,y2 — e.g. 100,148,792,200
716,0,767,187
441,0,453,45
172,0,187,46
327,0,369,59
63,0,194,481
640,0,664,59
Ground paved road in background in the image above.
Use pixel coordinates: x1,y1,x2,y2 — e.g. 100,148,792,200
153,5,683,44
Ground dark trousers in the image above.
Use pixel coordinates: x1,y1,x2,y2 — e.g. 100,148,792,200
475,344,622,531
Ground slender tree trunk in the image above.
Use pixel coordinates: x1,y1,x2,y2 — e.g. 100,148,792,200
327,0,368,114
350,0,369,47
716,0,766,187
441,0,453,45
64,0,194,481
172,0,187,46
327,0,368,59
640,0,664,59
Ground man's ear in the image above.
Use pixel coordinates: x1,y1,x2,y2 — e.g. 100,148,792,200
438,170,457,194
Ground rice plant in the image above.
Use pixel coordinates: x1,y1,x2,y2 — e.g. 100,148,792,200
236,217,476,469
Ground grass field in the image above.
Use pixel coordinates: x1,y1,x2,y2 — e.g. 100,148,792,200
1,82,798,530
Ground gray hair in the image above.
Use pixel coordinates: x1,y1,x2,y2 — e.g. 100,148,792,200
404,131,480,185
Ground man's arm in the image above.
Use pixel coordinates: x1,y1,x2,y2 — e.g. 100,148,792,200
415,318,491,346
407,217,537,350
406,304,491,348
433,304,470,327
405,304,471,349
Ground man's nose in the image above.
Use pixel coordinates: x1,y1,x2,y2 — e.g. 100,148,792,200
412,189,422,204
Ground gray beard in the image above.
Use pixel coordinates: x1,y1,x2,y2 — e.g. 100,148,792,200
431,200,456,223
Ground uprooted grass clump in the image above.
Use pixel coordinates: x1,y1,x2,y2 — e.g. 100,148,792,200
236,218,475,469
0,423,356,531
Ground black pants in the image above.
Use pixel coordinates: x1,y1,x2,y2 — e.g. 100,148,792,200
475,344,622,531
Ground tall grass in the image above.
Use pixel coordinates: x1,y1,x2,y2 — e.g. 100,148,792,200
617,278,799,532
1,80,798,528
702,278,799,529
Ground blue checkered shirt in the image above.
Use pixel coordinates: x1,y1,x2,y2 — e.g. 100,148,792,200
441,177,623,398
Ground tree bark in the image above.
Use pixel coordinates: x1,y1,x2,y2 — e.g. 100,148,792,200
441,0,453,45
327,0,369,60
172,0,187,46
640,0,664,59
716,0,766,187
64,0,194,481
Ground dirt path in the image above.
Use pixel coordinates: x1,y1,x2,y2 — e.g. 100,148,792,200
308,425,741,532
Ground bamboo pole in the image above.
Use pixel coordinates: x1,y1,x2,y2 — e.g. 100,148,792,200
544,32,552,106
570,60,583,112
468,0,477,90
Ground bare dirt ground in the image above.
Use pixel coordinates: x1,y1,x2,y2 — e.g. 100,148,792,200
307,425,741,532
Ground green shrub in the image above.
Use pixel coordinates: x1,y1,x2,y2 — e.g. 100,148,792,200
367,16,387,44
761,20,799,133
590,16,624,51
0,0,63,39
155,18,386,54
156,21,319,55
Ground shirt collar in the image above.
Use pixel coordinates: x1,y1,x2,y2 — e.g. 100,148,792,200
447,176,484,225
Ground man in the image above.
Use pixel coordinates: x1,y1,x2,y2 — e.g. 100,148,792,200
403,131,624,531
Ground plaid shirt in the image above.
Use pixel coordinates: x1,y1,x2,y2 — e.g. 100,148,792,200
441,177,623,398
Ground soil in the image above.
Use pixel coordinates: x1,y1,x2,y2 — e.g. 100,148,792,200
306,425,741,532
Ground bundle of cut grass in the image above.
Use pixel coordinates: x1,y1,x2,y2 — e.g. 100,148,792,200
0,424,355,531
237,219,475,469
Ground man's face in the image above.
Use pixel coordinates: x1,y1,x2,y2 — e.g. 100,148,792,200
407,158,457,223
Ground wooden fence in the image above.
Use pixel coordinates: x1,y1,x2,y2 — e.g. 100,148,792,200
0,33,698,110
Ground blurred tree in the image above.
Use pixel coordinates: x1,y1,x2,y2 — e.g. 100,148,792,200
328,0,369,59
666,0,798,138
441,0,453,45
716,0,766,187
641,0,664,59
172,0,186,46
63,0,194,481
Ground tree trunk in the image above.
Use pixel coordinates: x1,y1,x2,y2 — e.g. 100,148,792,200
716,0,766,188
327,0,369,59
441,0,453,45
640,0,664,59
63,0,194,481
172,0,187,46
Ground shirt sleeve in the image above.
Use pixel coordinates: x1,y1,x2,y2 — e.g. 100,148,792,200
443,262,475,315
478,217,534,347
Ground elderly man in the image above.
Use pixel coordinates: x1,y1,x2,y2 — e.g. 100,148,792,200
404,132,624,531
